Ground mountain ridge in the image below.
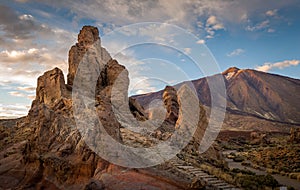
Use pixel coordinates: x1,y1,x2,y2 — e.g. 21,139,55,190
133,67,300,127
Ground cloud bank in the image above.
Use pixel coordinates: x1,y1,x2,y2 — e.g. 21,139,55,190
256,60,300,72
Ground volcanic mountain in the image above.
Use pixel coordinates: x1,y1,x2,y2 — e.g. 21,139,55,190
133,67,300,131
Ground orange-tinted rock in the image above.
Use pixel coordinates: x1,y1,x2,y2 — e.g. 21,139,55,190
36,67,68,106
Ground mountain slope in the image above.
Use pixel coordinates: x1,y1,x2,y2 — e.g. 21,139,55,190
133,67,300,126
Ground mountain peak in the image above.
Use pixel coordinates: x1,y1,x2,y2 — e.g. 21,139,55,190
222,67,240,74
222,67,242,80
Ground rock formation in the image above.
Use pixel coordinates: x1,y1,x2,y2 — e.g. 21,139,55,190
250,131,269,145
290,127,300,143
67,26,111,86
0,26,218,190
36,67,69,106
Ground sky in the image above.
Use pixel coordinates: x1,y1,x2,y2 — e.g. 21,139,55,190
0,0,300,118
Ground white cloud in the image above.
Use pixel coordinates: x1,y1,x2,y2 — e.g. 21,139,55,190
0,48,39,62
19,14,34,20
8,91,26,97
17,86,36,92
206,16,224,30
266,9,278,17
246,20,270,31
206,16,218,26
196,39,205,44
16,0,297,37
205,15,225,39
267,28,275,33
183,48,191,55
227,48,245,57
0,103,29,118
8,87,35,100
256,60,300,72
27,95,36,100
133,80,160,95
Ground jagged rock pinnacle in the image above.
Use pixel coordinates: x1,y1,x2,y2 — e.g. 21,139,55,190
36,67,67,106
67,25,111,86
78,26,100,48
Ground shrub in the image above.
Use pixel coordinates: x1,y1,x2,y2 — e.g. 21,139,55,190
236,174,278,190
233,156,244,162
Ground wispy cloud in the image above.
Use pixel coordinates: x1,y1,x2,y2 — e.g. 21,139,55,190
227,48,245,57
206,16,224,30
256,60,300,72
245,20,270,32
205,15,225,38
196,39,205,44
17,86,36,92
8,91,26,97
266,9,278,17
183,48,191,55
0,103,30,118
267,28,275,33
8,88,35,100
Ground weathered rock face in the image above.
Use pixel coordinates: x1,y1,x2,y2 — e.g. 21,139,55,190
150,86,179,136
162,86,179,126
128,97,147,121
67,26,111,86
78,26,100,47
36,67,68,106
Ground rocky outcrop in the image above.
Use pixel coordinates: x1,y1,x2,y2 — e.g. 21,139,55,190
151,86,179,135
36,67,69,106
250,131,269,145
162,86,179,126
0,26,198,190
128,97,147,121
0,26,223,189
18,26,131,188
67,26,111,86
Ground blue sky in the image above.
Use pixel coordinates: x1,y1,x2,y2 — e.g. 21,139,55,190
0,0,300,117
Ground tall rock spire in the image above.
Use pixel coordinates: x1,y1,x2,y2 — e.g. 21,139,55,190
67,26,111,86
